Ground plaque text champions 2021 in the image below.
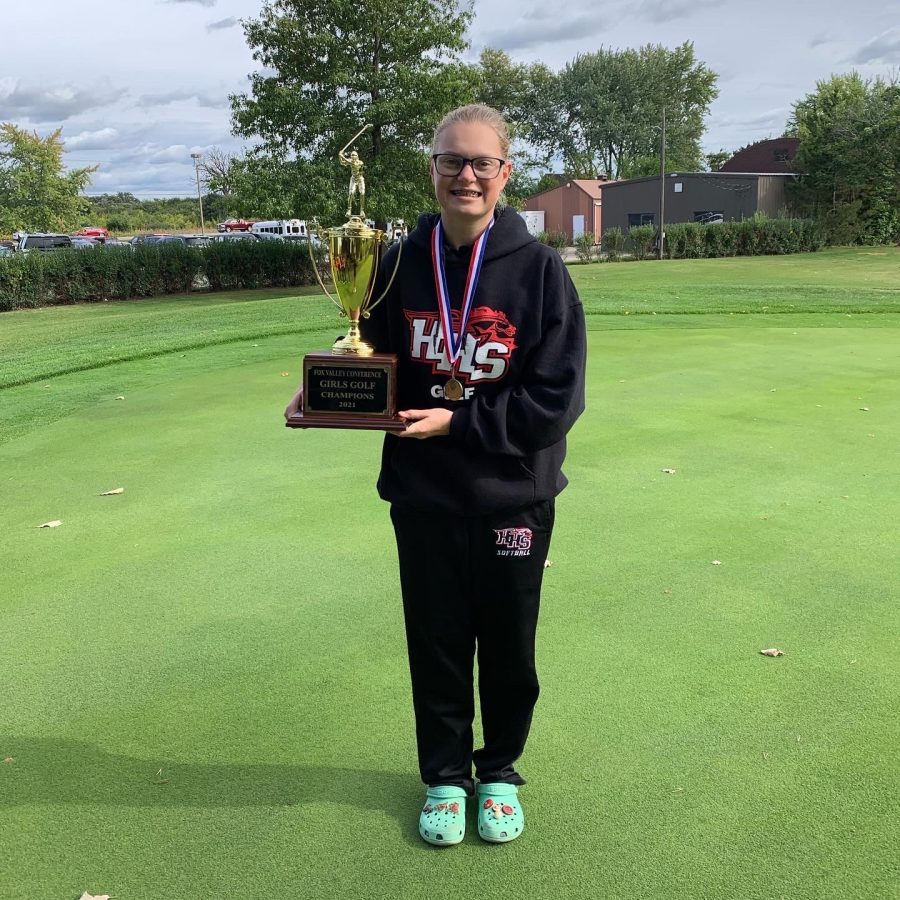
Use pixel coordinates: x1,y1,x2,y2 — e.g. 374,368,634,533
306,364,390,414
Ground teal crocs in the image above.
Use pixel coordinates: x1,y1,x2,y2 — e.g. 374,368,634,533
419,785,467,847
476,783,524,843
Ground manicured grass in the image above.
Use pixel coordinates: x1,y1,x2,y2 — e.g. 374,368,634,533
1,250,898,899
574,246,900,315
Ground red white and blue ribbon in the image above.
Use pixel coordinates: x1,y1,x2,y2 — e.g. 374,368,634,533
430,217,494,369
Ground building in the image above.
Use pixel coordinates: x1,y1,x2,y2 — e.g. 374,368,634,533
600,172,797,236
719,137,800,173
523,179,607,242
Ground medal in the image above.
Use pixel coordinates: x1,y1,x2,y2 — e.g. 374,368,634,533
444,377,464,401
431,217,494,401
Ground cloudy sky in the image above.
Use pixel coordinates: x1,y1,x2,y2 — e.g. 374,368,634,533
3,0,898,198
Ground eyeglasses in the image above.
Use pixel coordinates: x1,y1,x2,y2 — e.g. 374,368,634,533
431,154,507,179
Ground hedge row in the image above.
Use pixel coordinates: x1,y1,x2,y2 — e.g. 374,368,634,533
0,241,324,312
603,217,826,261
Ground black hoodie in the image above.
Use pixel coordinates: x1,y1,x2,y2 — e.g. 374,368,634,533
363,207,586,516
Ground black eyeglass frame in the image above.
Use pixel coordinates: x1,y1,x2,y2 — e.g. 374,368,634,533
431,153,508,179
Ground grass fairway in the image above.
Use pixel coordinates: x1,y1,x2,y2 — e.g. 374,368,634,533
1,249,898,899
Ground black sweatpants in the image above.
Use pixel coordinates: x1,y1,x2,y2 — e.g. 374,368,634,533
390,499,555,794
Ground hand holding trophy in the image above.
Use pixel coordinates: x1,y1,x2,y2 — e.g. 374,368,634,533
285,125,405,430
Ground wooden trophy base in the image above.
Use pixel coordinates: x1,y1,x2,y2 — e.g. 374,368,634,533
285,351,406,432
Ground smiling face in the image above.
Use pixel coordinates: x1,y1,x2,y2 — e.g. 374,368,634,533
431,120,512,242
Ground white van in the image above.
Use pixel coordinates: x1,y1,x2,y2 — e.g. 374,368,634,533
250,219,308,238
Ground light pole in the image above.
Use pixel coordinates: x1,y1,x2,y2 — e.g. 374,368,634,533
658,106,666,260
190,152,206,235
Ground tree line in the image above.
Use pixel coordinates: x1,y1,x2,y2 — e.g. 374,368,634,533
1,0,897,245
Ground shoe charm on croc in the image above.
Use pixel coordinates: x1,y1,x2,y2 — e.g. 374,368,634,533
419,785,467,847
476,783,524,843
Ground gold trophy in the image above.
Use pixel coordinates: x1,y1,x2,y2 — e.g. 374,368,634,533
286,125,405,431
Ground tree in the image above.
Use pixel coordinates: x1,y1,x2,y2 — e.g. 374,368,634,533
0,124,95,233
704,149,732,172
788,72,900,244
198,147,244,198
230,0,475,224
526,43,718,180
466,49,552,208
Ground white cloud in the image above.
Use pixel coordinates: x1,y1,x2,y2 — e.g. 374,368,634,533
136,90,227,109
852,27,900,63
0,78,128,122
64,128,120,151
480,11,607,53
208,16,239,31
638,0,725,24
717,108,789,129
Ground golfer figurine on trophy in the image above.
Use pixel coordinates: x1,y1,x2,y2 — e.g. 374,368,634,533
285,125,405,431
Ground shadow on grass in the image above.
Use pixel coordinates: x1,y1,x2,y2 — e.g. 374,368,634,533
1,735,423,844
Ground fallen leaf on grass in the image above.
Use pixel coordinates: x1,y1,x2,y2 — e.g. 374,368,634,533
79,893,111,900
3,756,14,764
37,520,62,528
661,468,676,475
760,648,784,657
711,560,722,566
115,395,125,400
152,767,169,785
100,488,124,496
543,560,553,568
859,407,870,412
281,371,290,377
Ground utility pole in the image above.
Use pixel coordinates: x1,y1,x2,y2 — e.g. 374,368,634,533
658,106,666,260
191,152,206,235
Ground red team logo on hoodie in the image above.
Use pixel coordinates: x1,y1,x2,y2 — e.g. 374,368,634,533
405,306,517,384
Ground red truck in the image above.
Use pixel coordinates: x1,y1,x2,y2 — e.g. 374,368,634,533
74,226,110,240
217,218,256,233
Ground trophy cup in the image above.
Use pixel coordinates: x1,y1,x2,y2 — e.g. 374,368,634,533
285,125,405,431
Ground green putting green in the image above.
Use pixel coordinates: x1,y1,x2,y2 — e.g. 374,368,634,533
1,250,898,899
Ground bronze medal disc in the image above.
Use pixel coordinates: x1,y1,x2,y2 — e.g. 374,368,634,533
444,378,464,401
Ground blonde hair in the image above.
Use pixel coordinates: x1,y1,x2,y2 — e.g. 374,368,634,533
432,104,511,159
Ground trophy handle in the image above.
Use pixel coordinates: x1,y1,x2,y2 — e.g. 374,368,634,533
307,221,345,315
364,237,403,316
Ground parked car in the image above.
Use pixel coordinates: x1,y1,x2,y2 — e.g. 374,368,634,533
74,226,110,241
388,219,408,243
71,237,100,250
251,218,307,237
0,246,13,258
209,232,261,242
0,239,17,253
284,233,323,249
103,239,131,249
183,235,212,247
130,234,168,246
217,218,255,233
16,233,73,253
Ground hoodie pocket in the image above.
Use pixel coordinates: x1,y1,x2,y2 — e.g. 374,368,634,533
518,458,537,505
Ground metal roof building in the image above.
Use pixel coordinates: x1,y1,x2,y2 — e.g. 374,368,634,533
523,179,607,242
600,172,797,236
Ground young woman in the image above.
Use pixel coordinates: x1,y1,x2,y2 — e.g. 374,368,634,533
287,104,585,846
366,104,587,846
